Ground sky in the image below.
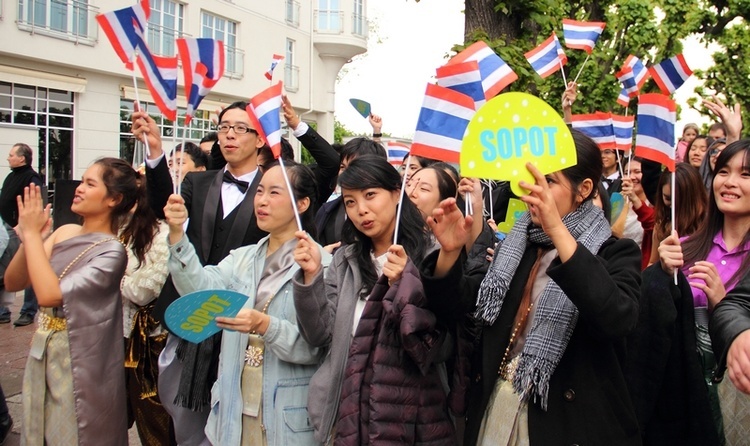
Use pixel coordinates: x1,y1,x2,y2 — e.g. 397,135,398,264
334,0,718,141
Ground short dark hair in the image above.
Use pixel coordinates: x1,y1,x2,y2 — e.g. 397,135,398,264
339,137,386,164
200,132,218,144
173,142,208,168
217,102,258,136
13,143,32,165
708,122,727,137
560,130,604,203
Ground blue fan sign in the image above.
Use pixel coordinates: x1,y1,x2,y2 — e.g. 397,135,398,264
165,289,248,343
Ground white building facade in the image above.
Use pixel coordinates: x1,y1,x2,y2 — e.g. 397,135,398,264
0,0,367,191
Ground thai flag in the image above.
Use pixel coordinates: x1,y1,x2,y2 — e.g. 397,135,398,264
264,54,284,81
619,55,649,90
611,114,635,153
411,84,475,163
525,32,567,79
635,93,677,171
176,38,225,125
136,53,178,121
616,89,630,107
562,19,606,54
648,54,693,95
616,66,639,98
246,82,283,158
386,141,411,167
96,0,150,70
570,112,616,150
436,60,485,110
446,41,517,100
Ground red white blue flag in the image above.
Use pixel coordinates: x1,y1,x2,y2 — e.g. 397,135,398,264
265,54,284,81
619,55,649,91
436,61,485,110
411,84,475,163
612,114,635,154
176,38,225,124
386,141,411,167
96,0,150,70
136,53,178,120
446,41,518,100
616,66,640,98
616,89,631,107
246,82,283,158
648,54,693,95
571,112,616,150
562,19,606,54
635,93,677,171
525,32,568,79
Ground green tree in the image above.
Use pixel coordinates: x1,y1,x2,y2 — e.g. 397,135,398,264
300,120,353,164
423,0,734,120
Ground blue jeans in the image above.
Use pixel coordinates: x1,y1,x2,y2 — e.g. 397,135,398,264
20,288,37,316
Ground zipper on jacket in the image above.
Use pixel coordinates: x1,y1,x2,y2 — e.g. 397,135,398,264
322,337,350,444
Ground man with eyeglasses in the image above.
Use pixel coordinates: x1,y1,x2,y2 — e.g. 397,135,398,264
131,102,267,446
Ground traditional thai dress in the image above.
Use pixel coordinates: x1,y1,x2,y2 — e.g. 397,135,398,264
22,233,128,446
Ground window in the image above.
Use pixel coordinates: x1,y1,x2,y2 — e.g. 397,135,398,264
316,0,341,33
201,11,243,77
0,81,75,187
119,99,214,163
17,0,97,43
352,0,365,36
284,39,298,92
285,0,300,27
148,0,183,56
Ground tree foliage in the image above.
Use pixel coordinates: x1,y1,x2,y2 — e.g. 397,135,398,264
434,0,748,126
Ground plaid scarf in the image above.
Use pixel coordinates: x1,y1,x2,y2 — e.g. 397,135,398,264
475,200,611,409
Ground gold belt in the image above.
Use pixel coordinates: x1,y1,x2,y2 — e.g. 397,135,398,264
498,355,520,382
38,312,67,331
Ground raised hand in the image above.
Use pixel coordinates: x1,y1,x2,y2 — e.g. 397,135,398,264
16,185,52,240
518,162,565,237
382,244,407,286
703,95,742,143
369,114,383,135
164,194,188,244
282,95,300,130
427,198,473,254
658,230,683,275
688,261,727,309
294,230,321,283
130,106,163,157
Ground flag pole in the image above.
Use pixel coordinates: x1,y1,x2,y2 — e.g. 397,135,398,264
131,51,150,158
393,155,412,244
488,181,493,220
572,54,591,84
671,169,677,285
171,120,178,195
278,157,303,231
559,59,568,87
178,119,188,196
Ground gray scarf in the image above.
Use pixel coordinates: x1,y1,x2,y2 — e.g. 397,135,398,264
475,200,611,409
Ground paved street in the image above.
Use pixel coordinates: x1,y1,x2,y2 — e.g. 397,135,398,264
0,293,142,445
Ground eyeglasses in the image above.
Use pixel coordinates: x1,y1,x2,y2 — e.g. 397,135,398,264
710,148,723,157
217,124,254,134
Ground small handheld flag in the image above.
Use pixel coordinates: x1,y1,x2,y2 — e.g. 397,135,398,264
136,54,178,121
570,112,616,149
436,61,485,110
525,32,567,79
386,142,410,167
616,89,631,107
562,19,606,54
411,83,475,163
264,54,284,81
635,93,676,171
648,54,693,95
349,98,371,119
246,82,284,158
612,114,635,154
95,0,150,70
619,55,650,91
616,67,640,98
177,38,225,125
446,41,518,99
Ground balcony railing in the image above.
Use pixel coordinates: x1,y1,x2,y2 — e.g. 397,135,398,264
17,0,99,45
147,23,187,57
314,9,343,34
225,46,245,79
284,64,299,92
285,0,300,28
351,12,367,37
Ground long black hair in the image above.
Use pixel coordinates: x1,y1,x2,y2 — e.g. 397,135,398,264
683,139,750,286
95,157,157,265
338,155,431,294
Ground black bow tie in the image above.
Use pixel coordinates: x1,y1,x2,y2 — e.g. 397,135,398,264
602,177,614,186
222,171,249,193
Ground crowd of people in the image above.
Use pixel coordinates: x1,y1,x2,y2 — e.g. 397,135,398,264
0,87,749,446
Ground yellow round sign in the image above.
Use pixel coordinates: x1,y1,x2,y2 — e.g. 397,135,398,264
460,92,576,197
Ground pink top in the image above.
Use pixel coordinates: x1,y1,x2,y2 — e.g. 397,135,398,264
676,140,689,163
681,230,750,308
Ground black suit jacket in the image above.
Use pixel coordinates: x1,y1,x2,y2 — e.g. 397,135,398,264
296,125,339,208
146,156,267,321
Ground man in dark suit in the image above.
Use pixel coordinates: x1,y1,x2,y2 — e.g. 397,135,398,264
132,101,266,446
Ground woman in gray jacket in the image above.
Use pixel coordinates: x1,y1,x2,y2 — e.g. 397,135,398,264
165,161,328,446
